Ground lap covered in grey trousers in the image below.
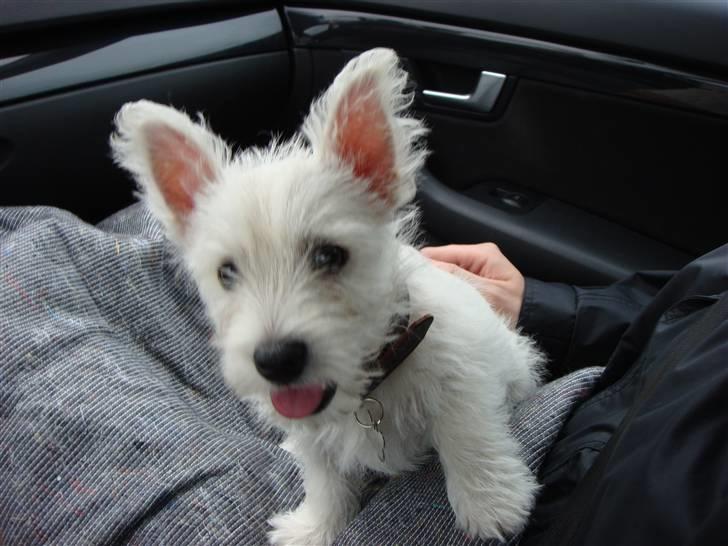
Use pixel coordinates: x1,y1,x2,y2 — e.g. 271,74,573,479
0,205,602,545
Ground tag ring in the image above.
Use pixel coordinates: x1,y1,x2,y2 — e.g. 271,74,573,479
354,397,384,429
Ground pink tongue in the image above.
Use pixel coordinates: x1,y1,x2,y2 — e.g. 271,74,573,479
271,385,326,419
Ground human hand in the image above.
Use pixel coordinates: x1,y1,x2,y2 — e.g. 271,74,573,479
421,243,525,327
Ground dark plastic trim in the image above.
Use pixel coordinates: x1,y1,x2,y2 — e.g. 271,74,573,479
286,7,728,119
416,170,691,285
289,0,728,79
0,9,285,106
0,0,255,34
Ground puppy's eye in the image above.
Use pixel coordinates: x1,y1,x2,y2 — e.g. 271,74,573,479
311,244,348,273
217,261,239,290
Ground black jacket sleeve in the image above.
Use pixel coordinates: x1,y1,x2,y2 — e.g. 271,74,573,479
517,270,674,377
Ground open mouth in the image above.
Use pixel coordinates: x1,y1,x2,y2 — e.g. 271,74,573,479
270,383,337,419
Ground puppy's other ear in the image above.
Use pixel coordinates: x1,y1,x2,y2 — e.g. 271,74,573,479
110,100,228,243
305,48,428,209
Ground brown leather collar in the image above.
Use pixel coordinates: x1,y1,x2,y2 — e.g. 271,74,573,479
363,313,434,397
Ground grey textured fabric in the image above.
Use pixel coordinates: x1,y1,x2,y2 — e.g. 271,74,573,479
0,204,603,545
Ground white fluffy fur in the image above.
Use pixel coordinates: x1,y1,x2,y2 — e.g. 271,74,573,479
111,48,544,544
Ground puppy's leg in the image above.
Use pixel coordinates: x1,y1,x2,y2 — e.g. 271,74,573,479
432,390,538,541
268,450,360,546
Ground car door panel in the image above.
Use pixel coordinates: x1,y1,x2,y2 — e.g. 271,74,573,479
0,7,290,223
0,10,284,106
303,0,728,78
418,170,690,284
286,7,727,284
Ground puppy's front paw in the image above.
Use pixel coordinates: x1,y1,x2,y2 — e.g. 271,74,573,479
268,507,341,546
448,470,538,541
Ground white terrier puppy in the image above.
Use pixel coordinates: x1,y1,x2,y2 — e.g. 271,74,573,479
111,48,543,545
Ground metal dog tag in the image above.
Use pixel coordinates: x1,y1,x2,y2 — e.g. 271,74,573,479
354,397,386,462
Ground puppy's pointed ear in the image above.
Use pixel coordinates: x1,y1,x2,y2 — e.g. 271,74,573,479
110,100,228,243
305,48,427,209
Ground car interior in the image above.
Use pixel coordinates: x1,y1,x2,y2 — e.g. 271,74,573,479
2,2,727,544
1,0,725,284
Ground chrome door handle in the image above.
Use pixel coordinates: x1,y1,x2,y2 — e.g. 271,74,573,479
422,70,506,113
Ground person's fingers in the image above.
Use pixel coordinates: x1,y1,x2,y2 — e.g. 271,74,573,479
421,244,480,262
421,244,487,271
422,243,503,276
421,245,464,264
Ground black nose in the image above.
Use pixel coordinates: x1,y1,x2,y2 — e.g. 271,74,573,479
253,339,308,384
